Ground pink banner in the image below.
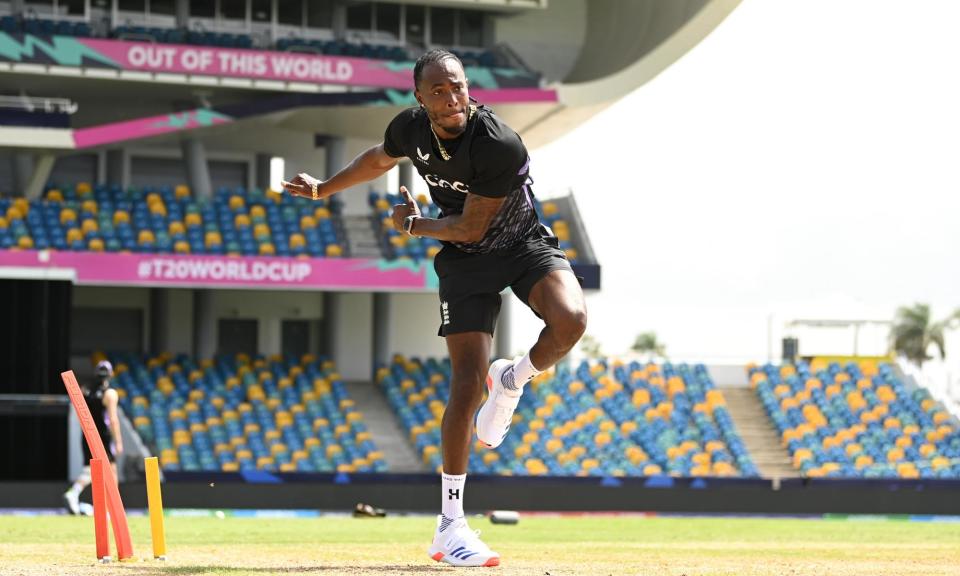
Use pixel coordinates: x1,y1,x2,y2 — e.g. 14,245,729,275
80,38,412,88
72,108,234,149
0,250,436,291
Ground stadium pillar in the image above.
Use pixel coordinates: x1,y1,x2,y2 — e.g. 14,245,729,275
106,149,128,190
10,0,23,14
495,293,512,359
174,0,189,27
12,153,32,196
372,293,391,378
323,292,340,365
255,153,272,190
23,153,54,200
398,161,414,192
323,136,346,175
149,288,170,356
193,289,215,360
181,138,212,200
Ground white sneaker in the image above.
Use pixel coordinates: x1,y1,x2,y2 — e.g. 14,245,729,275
476,358,522,449
427,515,500,567
63,491,79,516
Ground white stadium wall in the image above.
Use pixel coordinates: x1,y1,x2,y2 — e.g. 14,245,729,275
386,293,449,360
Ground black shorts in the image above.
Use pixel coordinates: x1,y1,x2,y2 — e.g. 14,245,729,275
433,230,575,337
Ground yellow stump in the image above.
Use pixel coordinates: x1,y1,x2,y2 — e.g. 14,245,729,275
144,456,167,560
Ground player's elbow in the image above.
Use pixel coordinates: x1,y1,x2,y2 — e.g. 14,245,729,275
456,220,489,243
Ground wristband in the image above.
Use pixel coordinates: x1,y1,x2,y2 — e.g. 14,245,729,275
310,181,319,200
403,215,420,236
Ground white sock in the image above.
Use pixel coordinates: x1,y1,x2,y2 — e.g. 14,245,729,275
67,483,83,497
441,472,466,525
505,352,541,395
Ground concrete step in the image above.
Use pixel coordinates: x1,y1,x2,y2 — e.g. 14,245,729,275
346,381,427,473
722,387,798,479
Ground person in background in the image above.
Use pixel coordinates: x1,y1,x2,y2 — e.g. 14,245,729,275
63,360,123,516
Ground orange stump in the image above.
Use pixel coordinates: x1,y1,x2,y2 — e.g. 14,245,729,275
90,458,110,562
61,370,134,560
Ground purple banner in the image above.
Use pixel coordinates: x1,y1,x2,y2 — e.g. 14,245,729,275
0,250,436,291
80,38,412,88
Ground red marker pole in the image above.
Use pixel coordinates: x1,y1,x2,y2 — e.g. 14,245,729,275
90,458,110,562
61,370,134,560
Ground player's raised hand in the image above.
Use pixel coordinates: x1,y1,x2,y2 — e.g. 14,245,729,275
279,173,322,199
400,186,421,217
392,185,421,232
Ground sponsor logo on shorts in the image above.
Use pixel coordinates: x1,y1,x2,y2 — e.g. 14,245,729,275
441,301,450,325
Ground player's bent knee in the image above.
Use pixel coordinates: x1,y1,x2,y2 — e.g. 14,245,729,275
551,307,587,349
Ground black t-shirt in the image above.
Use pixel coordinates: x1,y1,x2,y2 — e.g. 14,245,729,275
81,380,113,462
383,105,540,253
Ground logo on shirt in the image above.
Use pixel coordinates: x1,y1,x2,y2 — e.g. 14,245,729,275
424,174,469,194
416,147,430,164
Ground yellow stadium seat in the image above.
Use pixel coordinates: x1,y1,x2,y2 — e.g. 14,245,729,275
65,228,83,244
314,207,331,220
326,244,343,257
642,464,662,476
76,182,92,196
47,189,63,202
17,236,34,249
58,207,76,225
235,214,251,228
149,202,167,217
229,196,245,211
185,212,202,228
88,238,105,251
175,184,191,199
253,223,270,238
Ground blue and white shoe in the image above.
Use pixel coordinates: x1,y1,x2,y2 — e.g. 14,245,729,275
476,358,522,449
428,515,500,567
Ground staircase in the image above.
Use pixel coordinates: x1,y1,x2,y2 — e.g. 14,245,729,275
722,387,797,479
342,215,384,258
347,381,427,473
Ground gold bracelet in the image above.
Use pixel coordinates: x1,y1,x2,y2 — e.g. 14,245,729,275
311,182,319,201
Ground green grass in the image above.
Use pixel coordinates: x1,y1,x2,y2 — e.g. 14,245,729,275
1,514,959,575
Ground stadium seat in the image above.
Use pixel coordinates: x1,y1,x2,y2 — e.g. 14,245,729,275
380,356,757,478
750,360,959,479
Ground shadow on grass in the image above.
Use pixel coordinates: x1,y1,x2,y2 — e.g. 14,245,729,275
114,565,448,575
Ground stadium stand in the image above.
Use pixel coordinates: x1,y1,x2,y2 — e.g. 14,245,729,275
368,191,443,261
749,360,960,478
104,352,385,473
0,15,92,37
379,355,758,478
367,192,583,264
0,184,346,257
0,13,499,65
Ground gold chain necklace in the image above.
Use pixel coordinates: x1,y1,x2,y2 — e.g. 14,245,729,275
431,105,476,161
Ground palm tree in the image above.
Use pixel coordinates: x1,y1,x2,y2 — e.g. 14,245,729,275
890,304,958,367
579,334,603,359
631,332,666,358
